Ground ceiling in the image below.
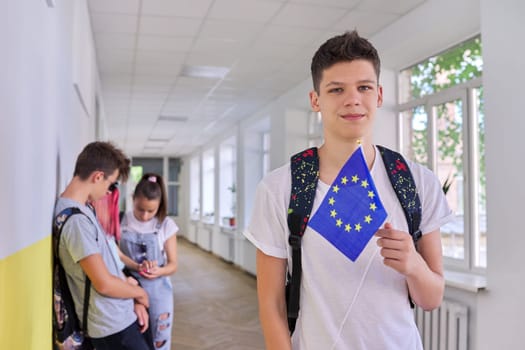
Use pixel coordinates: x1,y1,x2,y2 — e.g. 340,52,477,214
88,0,425,157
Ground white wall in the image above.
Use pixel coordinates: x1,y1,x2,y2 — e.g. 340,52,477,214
373,68,397,149
372,0,480,70
478,0,525,348
0,1,101,348
0,0,98,259
268,86,312,170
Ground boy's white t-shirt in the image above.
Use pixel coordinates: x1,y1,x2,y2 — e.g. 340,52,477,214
244,146,453,350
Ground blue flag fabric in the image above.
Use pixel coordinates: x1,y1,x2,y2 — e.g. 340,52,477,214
308,146,388,261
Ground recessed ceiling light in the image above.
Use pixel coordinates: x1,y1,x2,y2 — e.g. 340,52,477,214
145,140,169,148
147,137,171,142
179,65,230,79
158,115,188,122
143,146,163,151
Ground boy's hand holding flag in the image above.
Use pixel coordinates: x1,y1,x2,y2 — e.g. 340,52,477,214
308,145,388,261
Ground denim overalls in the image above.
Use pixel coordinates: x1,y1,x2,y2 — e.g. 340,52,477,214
120,225,173,350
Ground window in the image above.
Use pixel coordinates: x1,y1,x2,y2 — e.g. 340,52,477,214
132,157,163,175
129,158,164,212
202,148,215,224
398,36,485,269
167,158,181,216
131,156,181,217
219,137,237,227
308,111,323,147
189,156,201,220
400,107,428,166
242,119,270,227
262,131,271,176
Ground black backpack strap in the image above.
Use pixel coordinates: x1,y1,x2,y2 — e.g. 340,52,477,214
54,207,92,334
287,147,319,334
376,146,422,244
53,207,83,254
82,278,91,334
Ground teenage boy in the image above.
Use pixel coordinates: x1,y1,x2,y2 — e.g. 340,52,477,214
244,31,453,349
55,141,152,350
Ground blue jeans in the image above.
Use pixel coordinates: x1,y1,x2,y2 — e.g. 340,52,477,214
90,321,154,350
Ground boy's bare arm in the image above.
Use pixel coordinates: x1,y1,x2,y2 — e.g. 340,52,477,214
376,225,444,310
80,254,149,307
409,230,445,309
117,248,141,271
256,249,292,350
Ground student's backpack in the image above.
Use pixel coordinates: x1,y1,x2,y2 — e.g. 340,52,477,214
52,207,94,350
286,145,422,333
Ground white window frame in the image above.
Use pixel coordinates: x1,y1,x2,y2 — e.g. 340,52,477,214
219,136,237,226
201,148,215,224
189,155,201,221
262,131,270,176
308,111,323,147
398,77,485,273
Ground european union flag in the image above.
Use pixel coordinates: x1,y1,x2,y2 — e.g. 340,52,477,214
308,146,388,261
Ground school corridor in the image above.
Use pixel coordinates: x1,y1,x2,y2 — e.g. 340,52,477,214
170,239,264,350
1,0,525,349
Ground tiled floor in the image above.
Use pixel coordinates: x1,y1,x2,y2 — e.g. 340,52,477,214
170,238,265,350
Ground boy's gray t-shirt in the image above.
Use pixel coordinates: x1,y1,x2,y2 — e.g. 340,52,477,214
55,197,136,338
